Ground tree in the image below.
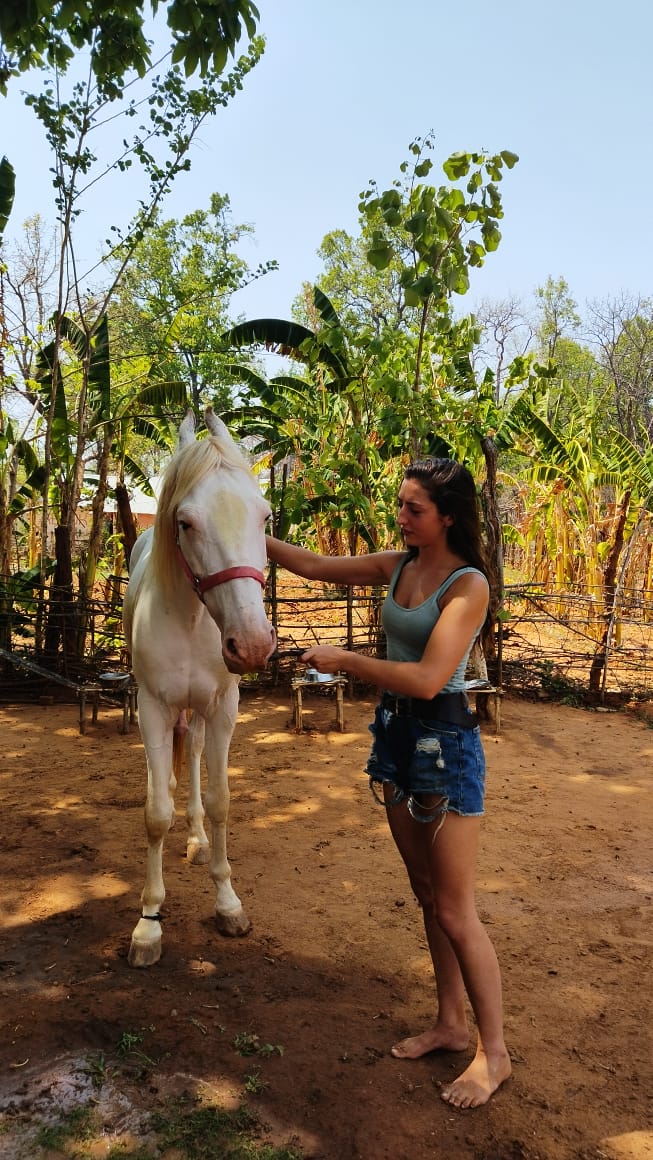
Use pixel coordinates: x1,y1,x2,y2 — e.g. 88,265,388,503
0,156,14,240
359,133,519,456
1,214,57,392
1,4,264,666
0,0,260,96
299,225,417,337
225,139,522,651
472,296,532,404
587,294,653,444
111,193,277,414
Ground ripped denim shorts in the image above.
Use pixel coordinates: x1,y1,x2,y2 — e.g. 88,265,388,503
365,703,486,820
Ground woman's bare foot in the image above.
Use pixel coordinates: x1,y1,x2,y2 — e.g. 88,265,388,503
391,1023,469,1060
440,1047,511,1108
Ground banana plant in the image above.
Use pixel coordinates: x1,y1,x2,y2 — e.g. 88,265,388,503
223,286,390,553
33,310,188,658
497,380,653,690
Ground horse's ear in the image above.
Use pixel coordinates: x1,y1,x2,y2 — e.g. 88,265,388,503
204,407,232,442
178,410,196,447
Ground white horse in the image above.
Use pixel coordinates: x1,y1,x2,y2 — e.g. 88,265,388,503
123,408,276,967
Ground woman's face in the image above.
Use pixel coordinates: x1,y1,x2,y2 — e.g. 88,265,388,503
397,478,451,548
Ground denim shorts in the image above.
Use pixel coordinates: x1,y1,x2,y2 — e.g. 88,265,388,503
365,704,486,818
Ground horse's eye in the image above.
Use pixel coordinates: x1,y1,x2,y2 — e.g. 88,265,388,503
178,519,192,532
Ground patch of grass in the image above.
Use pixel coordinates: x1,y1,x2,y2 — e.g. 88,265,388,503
151,1097,303,1159
81,1051,110,1089
6,1060,300,1160
244,1070,269,1096
115,1028,157,1072
35,1103,96,1150
534,659,582,705
233,1032,284,1058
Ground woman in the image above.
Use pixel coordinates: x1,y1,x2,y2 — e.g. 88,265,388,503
266,458,511,1108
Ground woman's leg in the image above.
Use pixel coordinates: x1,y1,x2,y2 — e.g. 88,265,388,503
426,811,511,1107
385,792,511,1106
386,793,470,1057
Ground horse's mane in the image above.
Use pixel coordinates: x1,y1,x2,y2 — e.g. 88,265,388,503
150,433,251,594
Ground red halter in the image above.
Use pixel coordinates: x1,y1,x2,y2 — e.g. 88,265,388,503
176,540,265,601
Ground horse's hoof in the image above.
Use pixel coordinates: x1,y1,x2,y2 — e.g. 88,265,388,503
128,919,162,967
216,909,251,937
186,840,210,865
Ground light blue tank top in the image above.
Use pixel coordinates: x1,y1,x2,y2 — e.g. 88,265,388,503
382,558,488,693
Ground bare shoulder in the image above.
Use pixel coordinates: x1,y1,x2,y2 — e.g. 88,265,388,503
441,568,489,610
372,550,406,583
339,549,405,586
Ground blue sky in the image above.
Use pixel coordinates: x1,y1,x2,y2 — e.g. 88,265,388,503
3,0,652,323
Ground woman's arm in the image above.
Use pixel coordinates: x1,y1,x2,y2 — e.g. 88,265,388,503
301,572,489,698
266,535,403,587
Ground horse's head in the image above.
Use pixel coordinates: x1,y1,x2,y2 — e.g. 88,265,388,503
153,409,276,674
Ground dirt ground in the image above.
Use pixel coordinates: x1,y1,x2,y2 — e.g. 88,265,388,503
0,687,651,1160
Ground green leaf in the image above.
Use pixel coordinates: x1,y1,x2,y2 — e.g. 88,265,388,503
313,287,340,327
500,150,519,169
366,242,393,271
442,152,471,180
403,282,422,308
481,221,501,252
0,156,16,240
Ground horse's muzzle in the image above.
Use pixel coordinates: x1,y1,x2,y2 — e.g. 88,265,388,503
222,625,277,675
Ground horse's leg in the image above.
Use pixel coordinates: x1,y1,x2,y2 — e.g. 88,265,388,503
204,685,251,937
185,713,210,865
128,696,176,968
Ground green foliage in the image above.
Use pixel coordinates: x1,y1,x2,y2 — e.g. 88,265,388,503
244,1070,270,1095
114,1030,155,1062
534,659,582,706
112,194,277,414
0,0,260,97
3,10,264,631
359,135,518,319
23,37,264,238
0,564,52,645
233,1031,284,1057
0,155,15,239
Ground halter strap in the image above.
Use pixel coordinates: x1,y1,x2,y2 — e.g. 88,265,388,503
176,540,265,601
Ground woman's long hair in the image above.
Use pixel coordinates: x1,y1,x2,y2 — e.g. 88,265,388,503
403,458,489,577
404,458,493,648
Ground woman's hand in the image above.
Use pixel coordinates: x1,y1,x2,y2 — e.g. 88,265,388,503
301,645,349,674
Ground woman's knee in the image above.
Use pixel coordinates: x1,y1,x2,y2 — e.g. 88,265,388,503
434,897,478,946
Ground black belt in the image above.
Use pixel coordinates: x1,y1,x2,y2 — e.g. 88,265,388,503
380,690,478,728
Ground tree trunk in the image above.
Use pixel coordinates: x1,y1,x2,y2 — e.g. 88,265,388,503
479,435,503,661
77,425,114,656
115,483,138,567
43,524,77,670
589,491,631,695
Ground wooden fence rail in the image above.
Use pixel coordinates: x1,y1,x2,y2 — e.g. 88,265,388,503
0,575,651,704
